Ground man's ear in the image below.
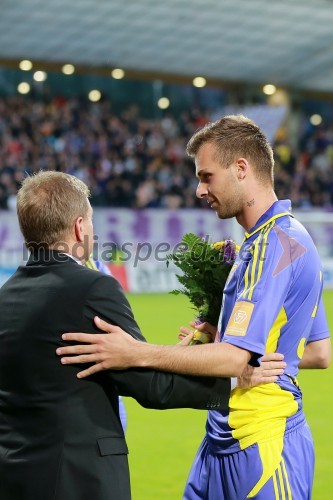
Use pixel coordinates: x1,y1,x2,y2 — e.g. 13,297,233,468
235,158,249,180
74,217,84,243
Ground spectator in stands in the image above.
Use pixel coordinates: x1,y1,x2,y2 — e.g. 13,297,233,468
0,95,332,210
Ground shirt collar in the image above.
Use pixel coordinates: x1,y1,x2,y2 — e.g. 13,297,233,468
26,249,79,266
63,253,83,265
244,199,293,239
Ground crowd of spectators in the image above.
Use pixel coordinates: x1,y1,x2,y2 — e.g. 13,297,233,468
0,95,332,210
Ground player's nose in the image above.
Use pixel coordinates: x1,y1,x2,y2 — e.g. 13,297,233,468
196,181,207,199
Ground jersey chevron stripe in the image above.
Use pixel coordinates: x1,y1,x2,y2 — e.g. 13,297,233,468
277,463,286,500
243,221,274,300
243,225,265,299
247,221,274,300
248,234,261,299
281,458,292,499
242,231,263,299
255,221,274,293
273,470,280,499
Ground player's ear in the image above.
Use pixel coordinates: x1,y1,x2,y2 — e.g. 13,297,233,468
235,158,248,180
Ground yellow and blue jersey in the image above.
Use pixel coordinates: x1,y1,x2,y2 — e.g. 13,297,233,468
84,257,111,275
207,199,330,457
197,199,330,497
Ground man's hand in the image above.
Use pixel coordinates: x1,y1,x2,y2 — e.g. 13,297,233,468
56,316,141,378
178,330,195,345
178,321,217,342
237,353,286,389
56,317,262,379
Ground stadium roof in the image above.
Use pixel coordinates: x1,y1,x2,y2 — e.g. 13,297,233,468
1,0,333,93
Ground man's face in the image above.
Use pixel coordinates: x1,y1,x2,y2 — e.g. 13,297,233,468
195,142,245,219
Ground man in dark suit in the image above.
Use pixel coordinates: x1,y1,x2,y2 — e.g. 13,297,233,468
0,171,231,500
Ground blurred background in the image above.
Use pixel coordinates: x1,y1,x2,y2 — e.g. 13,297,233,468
0,1,332,498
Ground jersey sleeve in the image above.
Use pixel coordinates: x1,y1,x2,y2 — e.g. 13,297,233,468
222,223,311,361
95,259,113,277
308,297,330,342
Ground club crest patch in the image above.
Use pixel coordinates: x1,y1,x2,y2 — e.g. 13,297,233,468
225,301,254,337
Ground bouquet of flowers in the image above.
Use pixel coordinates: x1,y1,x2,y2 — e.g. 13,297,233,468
166,233,239,344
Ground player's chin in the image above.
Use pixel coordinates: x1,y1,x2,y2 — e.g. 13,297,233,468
216,207,230,220
217,206,240,220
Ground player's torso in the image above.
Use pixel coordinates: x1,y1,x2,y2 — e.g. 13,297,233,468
208,215,322,453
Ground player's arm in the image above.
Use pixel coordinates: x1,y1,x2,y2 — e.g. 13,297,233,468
67,229,290,378
179,322,286,385
122,329,252,377
60,317,251,377
59,230,290,379
299,338,331,369
299,296,331,369
58,318,285,381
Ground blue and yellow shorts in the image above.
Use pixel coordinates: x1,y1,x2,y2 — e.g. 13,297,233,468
184,412,314,499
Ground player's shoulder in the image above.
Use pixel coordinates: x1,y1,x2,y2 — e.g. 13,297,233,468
271,214,321,278
278,215,317,253
268,214,316,250
258,214,320,277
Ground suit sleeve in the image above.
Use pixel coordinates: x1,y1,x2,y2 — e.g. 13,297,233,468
84,274,231,410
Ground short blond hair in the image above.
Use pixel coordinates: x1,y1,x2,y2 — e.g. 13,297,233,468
186,114,274,185
17,171,90,250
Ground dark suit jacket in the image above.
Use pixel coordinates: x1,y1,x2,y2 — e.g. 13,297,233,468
0,250,230,500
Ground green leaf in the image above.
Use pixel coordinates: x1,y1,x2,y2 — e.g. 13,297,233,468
166,233,237,326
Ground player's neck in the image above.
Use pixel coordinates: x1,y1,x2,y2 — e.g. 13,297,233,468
236,189,278,232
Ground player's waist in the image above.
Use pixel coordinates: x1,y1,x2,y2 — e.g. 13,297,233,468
206,410,306,455
206,381,301,453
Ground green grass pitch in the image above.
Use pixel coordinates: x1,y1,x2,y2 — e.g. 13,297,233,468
125,291,333,500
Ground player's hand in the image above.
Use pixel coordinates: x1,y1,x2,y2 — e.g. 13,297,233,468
178,321,217,342
178,330,194,345
56,316,140,378
237,353,286,389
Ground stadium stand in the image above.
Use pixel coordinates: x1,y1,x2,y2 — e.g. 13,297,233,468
0,95,332,210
